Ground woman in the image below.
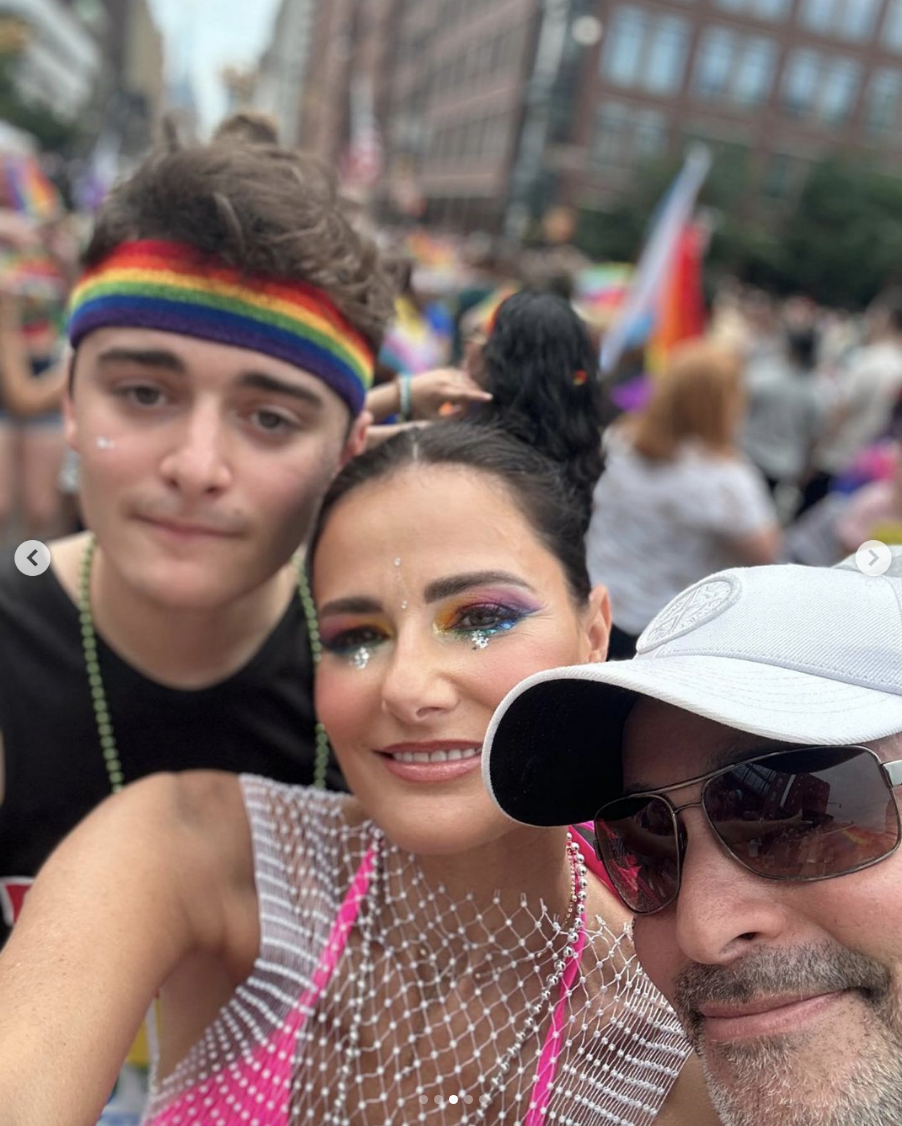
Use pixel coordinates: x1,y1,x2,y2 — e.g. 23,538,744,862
0,426,714,1124
468,289,607,533
0,217,72,540
587,340,779,659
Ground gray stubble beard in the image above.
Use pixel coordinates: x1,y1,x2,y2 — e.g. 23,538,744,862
673,945,902,1126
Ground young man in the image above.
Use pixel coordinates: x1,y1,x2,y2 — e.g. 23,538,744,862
0,132,395,949
486,549,902,1126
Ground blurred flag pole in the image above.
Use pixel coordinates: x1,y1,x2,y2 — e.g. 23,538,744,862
601,144,712,375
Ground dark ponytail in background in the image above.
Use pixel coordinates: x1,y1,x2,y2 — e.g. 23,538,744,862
472,290,604,533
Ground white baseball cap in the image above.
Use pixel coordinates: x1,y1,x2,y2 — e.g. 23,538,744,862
483,551,902,827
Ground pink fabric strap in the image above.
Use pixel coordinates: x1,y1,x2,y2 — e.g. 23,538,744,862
145,844,377,1126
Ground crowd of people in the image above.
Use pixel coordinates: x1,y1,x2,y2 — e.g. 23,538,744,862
0,114,900,1126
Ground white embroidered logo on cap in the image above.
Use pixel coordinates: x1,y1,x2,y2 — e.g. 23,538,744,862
637,576,740,653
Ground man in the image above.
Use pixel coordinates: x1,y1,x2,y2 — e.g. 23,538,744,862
803,299,902,514
0,131,396,950
485,549,902,1126
741,324,826,495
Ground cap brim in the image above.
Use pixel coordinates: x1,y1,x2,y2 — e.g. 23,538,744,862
483,656,902,827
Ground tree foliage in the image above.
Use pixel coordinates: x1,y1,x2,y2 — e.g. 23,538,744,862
575,152,902,310
0,57,77,152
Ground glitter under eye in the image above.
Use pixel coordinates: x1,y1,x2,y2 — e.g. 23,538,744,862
321,623,389,661
437,598,539,645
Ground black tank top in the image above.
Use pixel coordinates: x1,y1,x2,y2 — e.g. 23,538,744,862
0,548,345,946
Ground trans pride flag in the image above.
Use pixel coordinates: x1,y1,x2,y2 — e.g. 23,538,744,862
601,146,711,375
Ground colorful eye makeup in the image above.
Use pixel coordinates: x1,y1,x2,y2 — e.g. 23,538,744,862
319,589,543,667
434,595,541,646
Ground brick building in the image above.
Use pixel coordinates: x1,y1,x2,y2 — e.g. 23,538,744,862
293,0,902,234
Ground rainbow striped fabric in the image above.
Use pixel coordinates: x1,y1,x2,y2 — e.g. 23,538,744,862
68,240,375,413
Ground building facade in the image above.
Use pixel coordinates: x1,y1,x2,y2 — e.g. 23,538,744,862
255,0,317,147
99,0,165,159
0,0,101,124
288,0,902,233
567,0,902,218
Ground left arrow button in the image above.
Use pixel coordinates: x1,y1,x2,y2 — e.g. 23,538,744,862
14,540,51,577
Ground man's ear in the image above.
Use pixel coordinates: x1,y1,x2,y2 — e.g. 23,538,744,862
340,410,371,468
583,584,612,663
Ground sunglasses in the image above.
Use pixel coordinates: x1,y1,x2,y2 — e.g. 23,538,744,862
594,746,902,915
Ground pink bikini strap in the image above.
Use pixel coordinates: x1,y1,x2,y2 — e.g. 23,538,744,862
524,825,603,1124
300,842,377,1013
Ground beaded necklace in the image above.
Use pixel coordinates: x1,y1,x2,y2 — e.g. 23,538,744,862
78,533,332,795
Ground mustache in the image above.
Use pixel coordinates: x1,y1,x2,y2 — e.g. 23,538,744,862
674,944,891,1042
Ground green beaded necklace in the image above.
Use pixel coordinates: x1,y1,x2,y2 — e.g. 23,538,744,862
78,533,332,795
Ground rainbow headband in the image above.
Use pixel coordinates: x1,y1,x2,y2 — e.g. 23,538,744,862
67,240,374,414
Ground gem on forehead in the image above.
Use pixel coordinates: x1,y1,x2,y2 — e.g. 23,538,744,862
393,557,402,567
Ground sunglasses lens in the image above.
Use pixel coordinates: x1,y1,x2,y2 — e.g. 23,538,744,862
595,795,681,914
706,747,901,880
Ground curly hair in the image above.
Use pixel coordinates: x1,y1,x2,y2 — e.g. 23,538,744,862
471,290,605,533
82,132,395,350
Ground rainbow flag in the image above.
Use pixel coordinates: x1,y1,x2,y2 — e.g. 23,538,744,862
648,222,707,372
601,146,710,374
0,153,60,220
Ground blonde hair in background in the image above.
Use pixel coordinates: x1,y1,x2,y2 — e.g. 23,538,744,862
629,339,744,462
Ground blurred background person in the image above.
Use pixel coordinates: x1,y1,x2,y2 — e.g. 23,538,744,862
587,340,779,659
801,297,902,514
0,208,74,544
741,323,827,503
469,289,606,533
784,393,902,566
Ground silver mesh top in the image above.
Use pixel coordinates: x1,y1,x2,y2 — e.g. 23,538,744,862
144,777,691,1125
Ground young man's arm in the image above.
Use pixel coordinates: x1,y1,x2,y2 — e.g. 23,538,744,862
0,771,256,1126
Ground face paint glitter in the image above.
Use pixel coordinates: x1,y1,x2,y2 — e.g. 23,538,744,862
351,647,371,670
96,436,116,450
471,632,489,651
393,557,402,567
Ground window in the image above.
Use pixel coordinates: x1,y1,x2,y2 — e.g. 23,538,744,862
713,0,790,18
644,15,690,93
839,0,880,40
591,102,631,168
865,68,902,132
800,0,880,41
590,101,667,170
634,108,668,159
602,5,689,94
884,0,902,52
732,35,777,105
694,29,777,107
781,50,861,123
782,49,821,116
603,6,648,87
800,0,833,33
820,58,861,122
